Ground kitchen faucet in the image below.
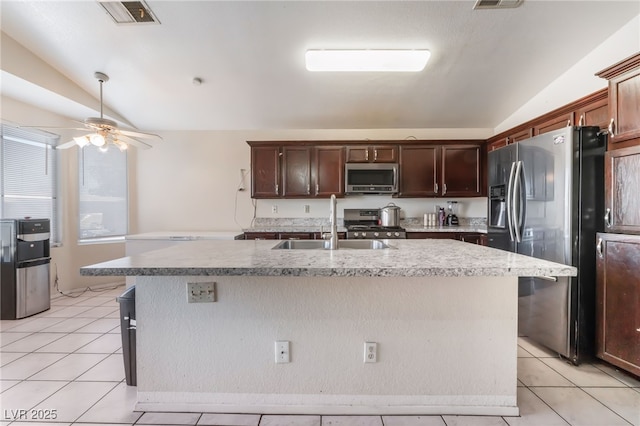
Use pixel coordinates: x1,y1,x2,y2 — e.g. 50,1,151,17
323,194,339,250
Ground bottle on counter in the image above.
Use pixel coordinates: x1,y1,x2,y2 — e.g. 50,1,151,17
438,207,445,226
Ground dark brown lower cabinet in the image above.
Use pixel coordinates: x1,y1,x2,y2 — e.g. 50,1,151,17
596,232,640,377
407,232,486,245
243,232,345,240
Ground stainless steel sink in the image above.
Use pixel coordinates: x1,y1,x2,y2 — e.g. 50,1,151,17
272,239,392,250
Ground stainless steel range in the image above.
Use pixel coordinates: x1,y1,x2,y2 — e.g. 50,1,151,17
344,209,406,239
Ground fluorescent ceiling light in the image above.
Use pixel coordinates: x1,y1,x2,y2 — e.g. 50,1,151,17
305,50,430,72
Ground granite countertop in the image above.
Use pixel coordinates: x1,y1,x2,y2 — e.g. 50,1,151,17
81,239,575,278
126,231,243,240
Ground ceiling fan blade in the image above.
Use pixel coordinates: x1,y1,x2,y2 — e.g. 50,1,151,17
118,129,162,140
117,134,153,149
55,140,80,150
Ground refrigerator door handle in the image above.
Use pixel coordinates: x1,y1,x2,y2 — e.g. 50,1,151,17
513,160,524,243
506,162,517,242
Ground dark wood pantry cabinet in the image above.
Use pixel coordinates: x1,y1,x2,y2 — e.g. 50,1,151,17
604,144,640,234
595,232,640,377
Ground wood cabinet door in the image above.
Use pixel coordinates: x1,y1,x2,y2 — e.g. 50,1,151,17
596,232,640,376
371,145,398,162
398,145,438,197
441,145,481,197
609,66,640,145
575,97,609,129
282,146,312,197
509,128,533,143
605,145,640,233
345,147,370,163
533,112,573,136
314,146,344,197
251,146,281,198
244,232,278,240
278,232,314,240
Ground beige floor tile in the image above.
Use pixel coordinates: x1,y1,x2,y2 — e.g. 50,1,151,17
517,346,534,358
0,381,67,413
35,333,102,353
381,415,446,426
76,353,125,381
517,337,558,358
75,318,120,333
41,317,96,333
0,352,27,367
517,358,574,387
50,295,91,306
440,416,507,426
593,362,640,387
72,297,115,307
0,319,32,331
583,387,640,425
530,387,630,426
41,306,92,318
322,416,383,426
198,413,260,426
74,333,121,354
10,423,71,426
259,415,320,426
0,352,66,380
503,387,569,426
30,353,108,381
76,382,142,424
3,333,64,353
540,357,628,387
138,412,201,425
0,379,21,393
76,306,119,318
0,332,32,347
4,318,65,333
31,381,117,422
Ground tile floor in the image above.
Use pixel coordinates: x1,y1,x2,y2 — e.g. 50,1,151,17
1,284,639,426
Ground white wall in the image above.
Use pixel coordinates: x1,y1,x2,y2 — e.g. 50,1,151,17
133,129,491,233
496,14,640,133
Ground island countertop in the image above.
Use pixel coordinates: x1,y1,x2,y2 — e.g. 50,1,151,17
81,238,576,278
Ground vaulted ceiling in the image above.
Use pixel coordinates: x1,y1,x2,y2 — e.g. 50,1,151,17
1,1,638,132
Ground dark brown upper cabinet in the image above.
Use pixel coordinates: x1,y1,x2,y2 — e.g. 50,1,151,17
251,146,281,198
604,144,640,234
346,145,397,163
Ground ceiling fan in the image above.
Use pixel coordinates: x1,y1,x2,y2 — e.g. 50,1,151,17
37,72,162,151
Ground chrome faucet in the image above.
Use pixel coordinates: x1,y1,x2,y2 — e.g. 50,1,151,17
323,194,339,250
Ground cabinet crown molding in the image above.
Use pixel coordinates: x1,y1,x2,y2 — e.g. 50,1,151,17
596,52,640,80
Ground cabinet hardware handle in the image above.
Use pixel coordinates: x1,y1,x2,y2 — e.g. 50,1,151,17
316,184,319,194
636,328,640,332
374,149,378,161
307,184,310,194
608,118,615,137
596,238,603,258
578,114,584,126
604,208,612,228
434,183,438,194
566,119,571,127
538,276,558,282
275,184,279,194
443,183,447,195
505,137,509,145
365,150,369,161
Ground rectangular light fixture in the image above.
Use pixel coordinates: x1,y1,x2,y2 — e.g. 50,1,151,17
305,49,430,72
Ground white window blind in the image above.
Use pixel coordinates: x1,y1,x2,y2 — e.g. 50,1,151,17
1,124,59,243
78,145,128,241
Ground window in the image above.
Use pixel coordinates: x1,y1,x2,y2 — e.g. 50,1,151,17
1,124,59,243
78,145,128,241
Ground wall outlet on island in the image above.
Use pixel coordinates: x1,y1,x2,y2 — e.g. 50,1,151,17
186,282,216,303
304,204,310,213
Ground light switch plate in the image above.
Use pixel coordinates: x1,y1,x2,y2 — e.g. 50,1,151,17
186,282,216,303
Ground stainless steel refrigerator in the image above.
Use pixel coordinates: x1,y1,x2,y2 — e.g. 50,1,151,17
487,126,606,364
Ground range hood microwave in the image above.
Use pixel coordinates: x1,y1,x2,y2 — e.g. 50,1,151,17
345,163,398,194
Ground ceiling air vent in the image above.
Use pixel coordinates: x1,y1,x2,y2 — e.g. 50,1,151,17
473,0,524,9
98,1,160,24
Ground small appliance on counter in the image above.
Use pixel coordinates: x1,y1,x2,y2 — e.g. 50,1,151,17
446,201,460,226
344,208,406,239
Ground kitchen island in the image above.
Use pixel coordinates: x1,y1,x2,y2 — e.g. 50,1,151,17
81,239,576,416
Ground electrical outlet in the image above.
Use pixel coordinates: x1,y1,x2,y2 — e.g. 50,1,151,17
275,340,290,363
186,282,216,303
364,342,377,363
272,205,278,214
304,204,310,213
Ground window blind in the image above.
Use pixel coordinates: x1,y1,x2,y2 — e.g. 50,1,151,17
78,145,128,240
1,124,59,243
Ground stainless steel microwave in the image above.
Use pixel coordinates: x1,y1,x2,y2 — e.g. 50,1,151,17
345,163,398,194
